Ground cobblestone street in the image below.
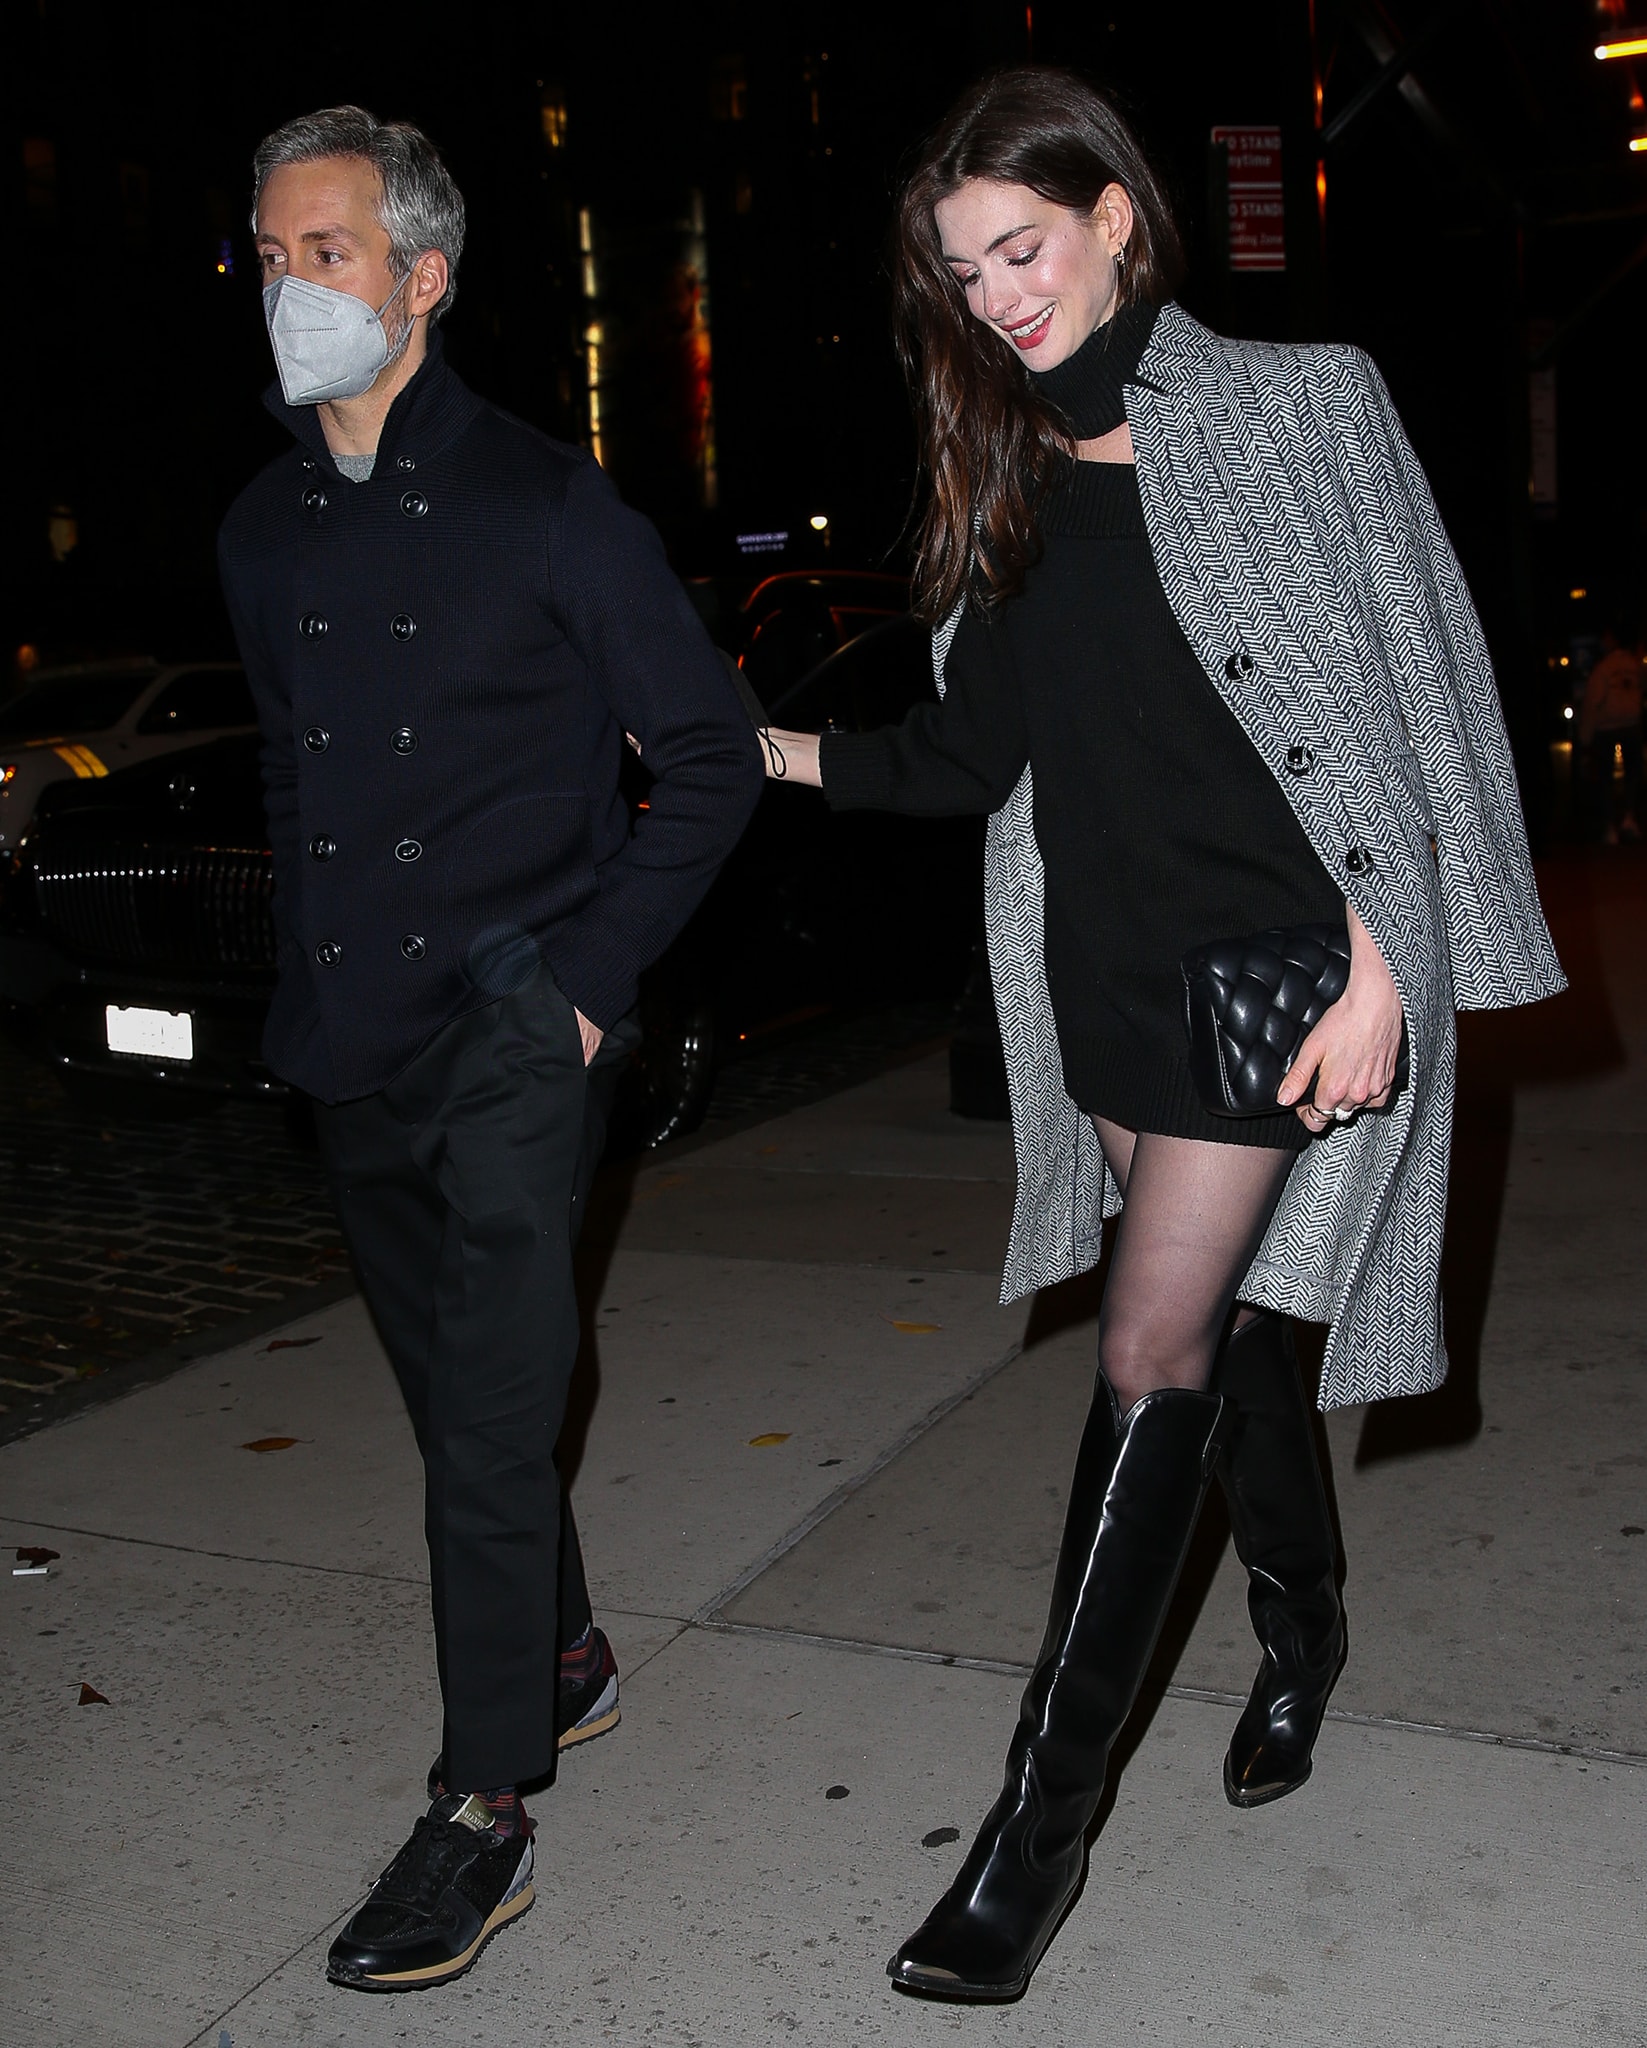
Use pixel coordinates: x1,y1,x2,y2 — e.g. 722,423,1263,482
0,999,956,1444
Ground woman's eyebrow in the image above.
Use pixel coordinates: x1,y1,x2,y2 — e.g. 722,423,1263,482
940,223,1038,264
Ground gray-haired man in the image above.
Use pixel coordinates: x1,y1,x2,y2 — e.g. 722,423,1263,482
218,108,762,1991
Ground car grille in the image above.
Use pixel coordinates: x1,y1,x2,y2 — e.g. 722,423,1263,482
30,848,277,970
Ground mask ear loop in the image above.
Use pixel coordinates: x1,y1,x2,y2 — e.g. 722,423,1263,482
757,727,787,778
376,269,418,370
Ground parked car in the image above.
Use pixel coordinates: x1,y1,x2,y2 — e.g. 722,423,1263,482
0,611,988,1140
0,659,256,849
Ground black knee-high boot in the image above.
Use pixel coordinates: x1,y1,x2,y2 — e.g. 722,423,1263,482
1214,1313,1346,1808
888,1377,1228,2002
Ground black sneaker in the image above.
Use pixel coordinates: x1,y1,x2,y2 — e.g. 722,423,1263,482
325,1794,534,1993
425,1628,620,1801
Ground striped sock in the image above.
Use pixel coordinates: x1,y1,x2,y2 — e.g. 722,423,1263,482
478,1785,531,1839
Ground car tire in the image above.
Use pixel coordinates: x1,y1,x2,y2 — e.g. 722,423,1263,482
614,979,719,1152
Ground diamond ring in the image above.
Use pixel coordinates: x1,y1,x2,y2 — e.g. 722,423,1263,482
1331,1105,1356,1123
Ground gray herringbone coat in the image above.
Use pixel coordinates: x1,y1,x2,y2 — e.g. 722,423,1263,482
947,304,1564,1411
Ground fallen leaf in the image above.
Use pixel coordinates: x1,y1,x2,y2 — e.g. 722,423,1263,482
78,1683,110,1706
888,1321,941,1335
825,1784,850,1800
747,1432,791,1448
262,1337,321,1353
922,1826,961,1847
15,1547,59,1567
1623,1525,1645,1537
241,1437,302,1453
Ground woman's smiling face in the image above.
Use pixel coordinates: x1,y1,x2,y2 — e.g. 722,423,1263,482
933,177,1133,368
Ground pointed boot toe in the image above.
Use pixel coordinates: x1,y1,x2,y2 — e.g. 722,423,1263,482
886,1874,1080,2002
1222,1625,1347,1807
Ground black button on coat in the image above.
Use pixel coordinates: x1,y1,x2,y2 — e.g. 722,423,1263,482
217,337,764,1104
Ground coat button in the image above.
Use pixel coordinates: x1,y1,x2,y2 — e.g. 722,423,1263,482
394,838,423,862
400,933,427,961
1285,744,1316,775
302,487,327,513
390,613,417,640
315,939,343,968
303,726,330,753
299,612,328,639
390,726,418,755
400,490,429,518
1224,651,1255,681
1345,845,1373,875
397,454,417,471
308,834,337,861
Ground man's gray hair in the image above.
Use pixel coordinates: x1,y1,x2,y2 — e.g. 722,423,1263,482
251,106,465,320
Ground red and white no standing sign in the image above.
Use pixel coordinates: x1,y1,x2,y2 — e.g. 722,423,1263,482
1212,126,1285,273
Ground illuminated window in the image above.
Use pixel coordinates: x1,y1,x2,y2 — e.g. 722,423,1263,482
579,209,602,464
540,94,567,149
712,56,748,120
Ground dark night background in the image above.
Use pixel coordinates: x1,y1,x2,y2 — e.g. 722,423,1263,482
11,0,1647,821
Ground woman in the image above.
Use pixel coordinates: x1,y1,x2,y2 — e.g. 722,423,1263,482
760,67,1564,2003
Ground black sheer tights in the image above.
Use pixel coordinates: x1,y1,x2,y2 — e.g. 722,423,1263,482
1089,1116,1295,1414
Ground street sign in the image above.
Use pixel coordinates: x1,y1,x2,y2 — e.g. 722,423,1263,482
1212,126,1285,273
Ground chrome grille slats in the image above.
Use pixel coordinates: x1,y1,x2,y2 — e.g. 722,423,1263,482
31,845,276,970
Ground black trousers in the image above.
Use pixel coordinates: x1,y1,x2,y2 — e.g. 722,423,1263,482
314,965,634,1793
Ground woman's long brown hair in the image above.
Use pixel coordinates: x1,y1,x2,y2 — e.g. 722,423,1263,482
892,67,1184,621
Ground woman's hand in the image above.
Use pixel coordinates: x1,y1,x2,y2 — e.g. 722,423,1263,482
757,727,823,787
1276,905,1404,1134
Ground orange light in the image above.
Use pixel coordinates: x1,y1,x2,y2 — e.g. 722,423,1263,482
215,262,227,273
1570,588,1588,599
1597,35,1647,58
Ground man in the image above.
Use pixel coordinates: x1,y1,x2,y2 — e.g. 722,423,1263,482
218,107,762,1992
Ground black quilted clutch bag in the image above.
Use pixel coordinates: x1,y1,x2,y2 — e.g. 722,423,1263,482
1180,922,1352,1117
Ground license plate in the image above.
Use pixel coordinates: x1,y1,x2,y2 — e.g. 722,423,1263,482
106,1005,194,1061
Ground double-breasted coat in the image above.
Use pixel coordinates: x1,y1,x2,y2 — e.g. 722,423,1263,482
951,305,1563,1410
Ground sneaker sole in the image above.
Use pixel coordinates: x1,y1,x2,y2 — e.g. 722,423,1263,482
558,1675,620,1751
327,1883,535,1993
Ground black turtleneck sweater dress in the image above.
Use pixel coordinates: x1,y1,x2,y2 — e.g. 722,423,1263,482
820,302,1344,1150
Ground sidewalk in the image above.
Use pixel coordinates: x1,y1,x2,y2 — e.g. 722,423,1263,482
3,852,1643,2048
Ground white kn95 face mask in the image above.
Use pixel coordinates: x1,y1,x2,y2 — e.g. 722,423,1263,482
261,272,412,406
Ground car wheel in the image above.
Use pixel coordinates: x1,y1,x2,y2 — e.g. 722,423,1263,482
615,989,719,1152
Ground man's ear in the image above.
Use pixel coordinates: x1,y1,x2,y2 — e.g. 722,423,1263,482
409,250,448,316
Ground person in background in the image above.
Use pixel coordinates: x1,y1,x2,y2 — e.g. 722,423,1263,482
218,107,762,1994
761,66,1563,2004
1579,615,1643,843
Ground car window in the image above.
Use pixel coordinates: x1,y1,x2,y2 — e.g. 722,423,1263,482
134,668,255,736
767,615,934,732
741,605,841,705
0,672,157,741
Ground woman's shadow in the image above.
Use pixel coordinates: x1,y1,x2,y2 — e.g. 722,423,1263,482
1354,851,1622,1465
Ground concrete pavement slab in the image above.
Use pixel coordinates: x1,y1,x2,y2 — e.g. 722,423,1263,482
0,1513,681,2048
720,1206,1647,1754
200,1627,1646,2048
0,1254,1027,1621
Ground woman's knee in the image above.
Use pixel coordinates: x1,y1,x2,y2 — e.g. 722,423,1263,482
1098,1315,1214,1402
